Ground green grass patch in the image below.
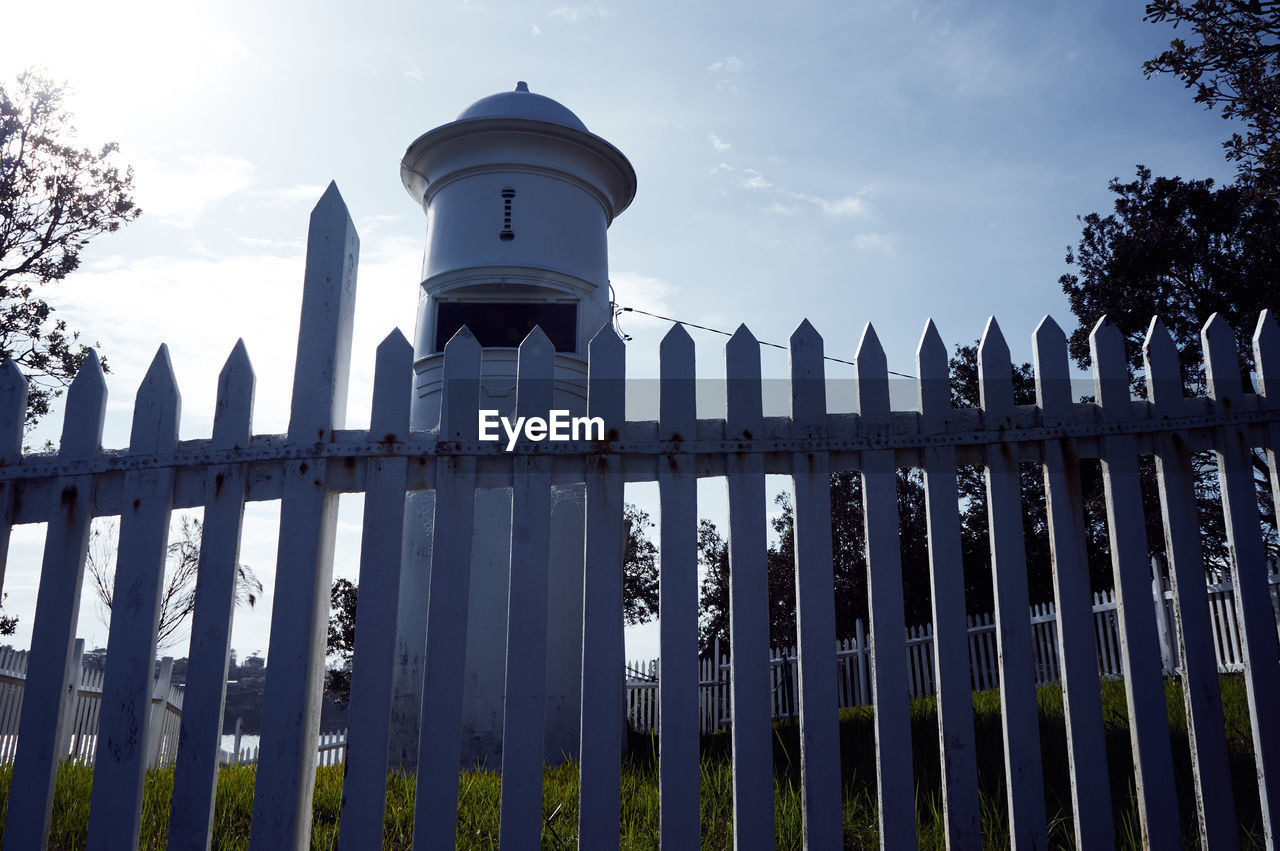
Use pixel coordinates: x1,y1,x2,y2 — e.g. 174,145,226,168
0,675,1267,848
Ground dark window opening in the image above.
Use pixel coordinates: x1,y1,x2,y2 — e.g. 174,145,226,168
436,302,577,352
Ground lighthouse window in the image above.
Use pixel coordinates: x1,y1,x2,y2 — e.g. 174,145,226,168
435,302,577,352
499,187,515,241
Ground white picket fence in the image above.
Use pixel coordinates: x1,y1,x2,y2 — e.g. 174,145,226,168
1,186,1279,848
218,723,345,767
626,559,1280,734
0,642,183,768
222,730,346,768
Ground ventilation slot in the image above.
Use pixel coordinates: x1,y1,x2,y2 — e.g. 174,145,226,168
500,187,515,241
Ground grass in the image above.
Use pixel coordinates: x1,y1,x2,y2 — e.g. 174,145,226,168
0,675,1266,848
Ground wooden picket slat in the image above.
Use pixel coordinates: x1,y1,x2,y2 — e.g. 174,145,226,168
413,326,482,850
1033,315,1114,848
168,340,256,850
86,346,182,851
142,657,175,771
1144,317,1238,849
978,317,1047,848
724,325,776,849
656,323,700,850
497,327,556,851
1208,313,1280,838
250,183,359,851
856,323,915,849
916,319,981,847
787,319,842,849
338,329,413,850
53,640,85,765
577,323,628,849
4,351,107,850
1090,316,1181,848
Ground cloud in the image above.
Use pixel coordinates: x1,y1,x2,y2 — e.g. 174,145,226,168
403,59,424,83
43,227,422,443
531,24,542,35
708,133,732,152
789,192,869,217
549,4,610,22
715,163,873,219
45,249,305,440
238,235,306,250
853,232,897,253
251,183,331,209
132,154,256,229
707,56,744,74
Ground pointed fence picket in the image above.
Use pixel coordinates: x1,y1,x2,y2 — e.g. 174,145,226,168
1035,301,1117,846
497,328,556,851
1092,318,1183,849
786,319,843,849
412,328,481,851
656,322,700,850
979,318,1049,849
4,186,1280,848
1144,316,1238,848
855,323,917,850
250,183,359,851
168,339,255,851
724,325,777,850
87,346,182,851
5,350,106,848
916,318,981,846
336,330,412,851
1210,314,1280,840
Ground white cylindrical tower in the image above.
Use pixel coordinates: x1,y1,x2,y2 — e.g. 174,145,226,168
401,80,635,423
389,83,636,768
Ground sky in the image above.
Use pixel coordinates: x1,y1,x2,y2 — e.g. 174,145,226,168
0,0,1240,663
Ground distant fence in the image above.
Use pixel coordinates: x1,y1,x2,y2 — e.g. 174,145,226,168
223,729,347,767
626,558,1280,734
0,641,182,768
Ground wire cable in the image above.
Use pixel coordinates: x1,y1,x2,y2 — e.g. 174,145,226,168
613,304,917,379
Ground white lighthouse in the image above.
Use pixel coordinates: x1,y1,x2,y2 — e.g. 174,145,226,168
390,82,636,767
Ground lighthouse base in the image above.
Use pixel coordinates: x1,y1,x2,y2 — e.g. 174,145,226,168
388,485,587,770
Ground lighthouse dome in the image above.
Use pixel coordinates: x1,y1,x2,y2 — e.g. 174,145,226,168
455,81,589,133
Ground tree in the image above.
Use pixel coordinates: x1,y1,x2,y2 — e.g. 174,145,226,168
325,502,663,705
0,595,16,635
1060,165,1280,385
948,344,1087,608
1144,1,1280,193
697,519,730,652
1,71,138,427
87,516,263,650
697,468,934,655
622,505,659,625
1061,166,1279,565
695,343,1092,657
325,578,357,707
